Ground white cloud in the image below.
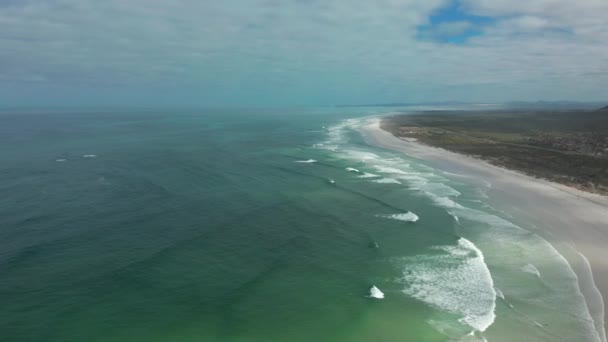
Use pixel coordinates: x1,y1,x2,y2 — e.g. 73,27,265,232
0,0,606,105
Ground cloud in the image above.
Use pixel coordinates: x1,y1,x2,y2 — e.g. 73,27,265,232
0,0,606,106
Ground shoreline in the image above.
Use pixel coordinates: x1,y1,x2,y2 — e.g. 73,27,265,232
360,117,608,342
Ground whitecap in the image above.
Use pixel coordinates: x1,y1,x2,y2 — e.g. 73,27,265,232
372,178,402,184
83,154,97,158
380,212,419,223
399,238,496,332
420,182,461,198
369,286,384,299
521,264,541,278
358,172,380,178
429,194,464,209
344,150,380,162
295,159,317,163
346,167,360,173
55,159,67,162
374,165,410,175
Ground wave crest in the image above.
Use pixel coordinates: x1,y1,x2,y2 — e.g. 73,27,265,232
399,238,496,333
380,212,419,223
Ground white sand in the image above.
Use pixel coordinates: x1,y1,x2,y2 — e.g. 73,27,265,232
360,118,608,342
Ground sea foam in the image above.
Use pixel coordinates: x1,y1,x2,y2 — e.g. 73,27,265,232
358,172,380,178
399,238,496,332
374,165,410,175
428,194,464,209
324,117,600,340
295,159,317,163
521,264,541,278
369,286,385,299
372,178,402,184
380,212,419,223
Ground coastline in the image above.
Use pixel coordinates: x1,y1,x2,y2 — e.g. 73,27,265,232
360,117,608,341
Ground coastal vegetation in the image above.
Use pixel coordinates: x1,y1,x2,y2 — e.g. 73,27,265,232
382,109,608,194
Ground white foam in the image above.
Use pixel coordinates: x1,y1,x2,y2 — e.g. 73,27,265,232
381,212,419,223
83,154,97,158
295,159,317,163
317,119,363,150
396,174,430,190
420,183,461,198
399,238,496,332
55,159,67,162
369,286,385,299
346,167,360,173
373,178,402,184
521,264,541,278
449,212,460,223
344,150,381,162
429,194,464,209
324,117,600,339
374,165,410,175
358,172,380,178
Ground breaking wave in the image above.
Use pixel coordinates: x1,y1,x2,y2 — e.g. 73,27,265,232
372,178,402,184
369,286,385,299
358,172,380,178
317,117,602,341
399,238,497,332
521,264,541,278
380,212,419,223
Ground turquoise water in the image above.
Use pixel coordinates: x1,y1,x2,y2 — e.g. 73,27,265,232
0,108,601,341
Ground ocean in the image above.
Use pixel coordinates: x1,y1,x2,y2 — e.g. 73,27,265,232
0,108,601,341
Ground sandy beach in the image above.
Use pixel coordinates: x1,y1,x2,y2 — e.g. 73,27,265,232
361,118,608,342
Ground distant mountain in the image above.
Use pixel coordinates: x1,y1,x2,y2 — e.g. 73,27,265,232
504,101,604,110
336,101,479,108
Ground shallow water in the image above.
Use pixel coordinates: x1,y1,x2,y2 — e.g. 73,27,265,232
0,108,600,341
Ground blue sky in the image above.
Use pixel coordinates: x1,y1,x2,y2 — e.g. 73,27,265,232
0,0,607,107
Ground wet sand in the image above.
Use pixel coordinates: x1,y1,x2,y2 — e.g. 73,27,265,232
360,118,608,342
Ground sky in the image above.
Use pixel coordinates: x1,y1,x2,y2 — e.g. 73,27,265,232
0,0,607,107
